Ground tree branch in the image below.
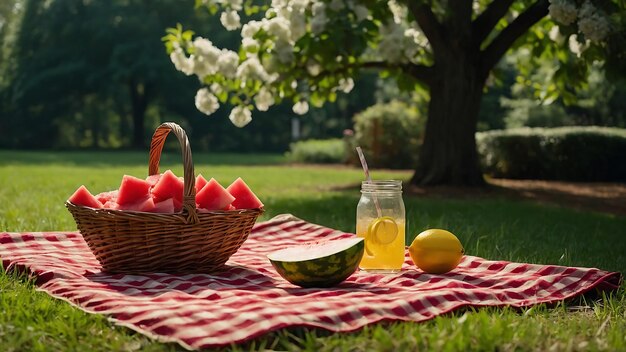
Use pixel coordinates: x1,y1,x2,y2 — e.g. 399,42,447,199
406,2,446,55
313,61,435,87
481,0,549,75
472,0,516,46
362,61,435,85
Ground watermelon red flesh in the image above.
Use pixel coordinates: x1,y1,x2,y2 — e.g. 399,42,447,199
68,185,103,209
146,174,161,188
96,190,118,204
153,198,175,213
151,170,184,203
173,198,183,212
195,174,208,194
226,177,263,209
196,178,235,211
117,175,151,205
268,238,364,288
103,200,119,210
117,196,155,212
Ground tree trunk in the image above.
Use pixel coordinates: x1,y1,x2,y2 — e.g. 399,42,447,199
411,54,487,187
129,79,148,149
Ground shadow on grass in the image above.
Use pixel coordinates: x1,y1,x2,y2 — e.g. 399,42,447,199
0,150,285,167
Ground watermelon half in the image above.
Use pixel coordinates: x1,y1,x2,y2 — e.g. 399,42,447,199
267,238,364,288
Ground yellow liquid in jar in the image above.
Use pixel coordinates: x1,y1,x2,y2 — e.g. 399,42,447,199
357,219,405,271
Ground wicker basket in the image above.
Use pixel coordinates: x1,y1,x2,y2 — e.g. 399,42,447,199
66,122,263,274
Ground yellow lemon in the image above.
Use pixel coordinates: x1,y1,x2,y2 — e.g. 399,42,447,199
408,229,464,274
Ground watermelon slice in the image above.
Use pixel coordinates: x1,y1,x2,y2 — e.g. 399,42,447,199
226,177,263,209
146,174,161,188
96,190,118,204
153,198,175,213
117,175,151,205
151,170,184,203
195,174,208,194
267,238,364,288
173,197,183,212
226,204,236,211
196,178,235,211
118,196,156,212
68,185,103,209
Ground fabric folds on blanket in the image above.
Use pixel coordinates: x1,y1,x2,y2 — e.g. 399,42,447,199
1,214,621,349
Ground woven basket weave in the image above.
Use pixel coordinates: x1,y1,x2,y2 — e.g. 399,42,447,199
66,122,263,274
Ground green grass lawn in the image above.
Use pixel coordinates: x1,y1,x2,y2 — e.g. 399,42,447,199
1,150,624,351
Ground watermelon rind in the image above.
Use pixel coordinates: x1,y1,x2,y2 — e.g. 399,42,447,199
267,238,364,288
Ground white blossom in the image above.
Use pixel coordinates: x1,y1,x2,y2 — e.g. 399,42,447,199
271,0,288,8
352,5,369,22
274,40,294,64
293,101,309,115
311,2,328,35
220,10,241,31
254,87,275,111
242,37,260,53
190,38,222,78
170,48,194,76
236,56,270,82
548,0,577,26
290,0,309,12
241,20,262,38
378,21,406,63
577,1,610,42
568,35,587,56
329,0,344,12
210,83,223,95
264,17,292,43
578,15,610,41
306,59,321,76
221,0,243,11
289,10,307,41
217,49,239,78
578,1,594,18
388,0,407,24
404,27,428,59
193,37,221,65
548,25,561,42
195,88,219,115
191,55,214,78
338,77,354,93
229,106,252,127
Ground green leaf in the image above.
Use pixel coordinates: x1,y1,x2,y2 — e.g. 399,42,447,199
310,91,326,108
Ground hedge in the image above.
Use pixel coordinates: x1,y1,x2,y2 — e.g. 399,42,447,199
477,126,626,182
285,138,345,164
350,101,424,169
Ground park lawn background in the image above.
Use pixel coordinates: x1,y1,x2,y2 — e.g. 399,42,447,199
0,150,624,351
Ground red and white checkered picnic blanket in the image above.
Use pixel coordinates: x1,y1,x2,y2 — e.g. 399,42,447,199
1,214,621,349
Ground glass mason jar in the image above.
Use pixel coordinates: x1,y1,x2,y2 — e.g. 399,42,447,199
356,180,405,273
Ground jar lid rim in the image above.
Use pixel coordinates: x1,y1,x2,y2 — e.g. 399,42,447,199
361,180,402,191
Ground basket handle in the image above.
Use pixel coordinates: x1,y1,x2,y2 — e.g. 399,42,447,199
148,122,198,224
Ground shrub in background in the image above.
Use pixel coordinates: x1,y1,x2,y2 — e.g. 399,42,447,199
351,101,424,169
286,139,345,164
477,126,626,181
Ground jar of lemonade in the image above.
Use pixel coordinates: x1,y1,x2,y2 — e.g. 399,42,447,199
356,180,405,273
